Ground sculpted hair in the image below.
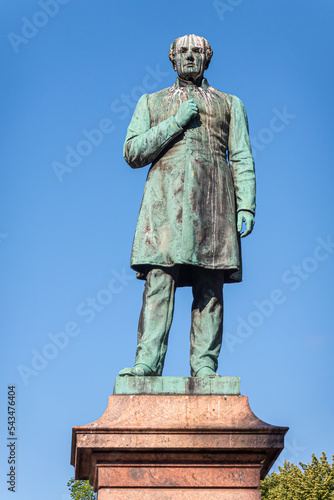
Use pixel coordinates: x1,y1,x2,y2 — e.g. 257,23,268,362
169,35,213,71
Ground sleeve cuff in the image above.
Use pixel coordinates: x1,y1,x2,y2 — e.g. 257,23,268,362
237,208,255,215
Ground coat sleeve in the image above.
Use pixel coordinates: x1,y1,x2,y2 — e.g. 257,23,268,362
228,95,256,214
123,94,183,169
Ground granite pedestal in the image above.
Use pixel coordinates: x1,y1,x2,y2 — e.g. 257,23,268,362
71,377,288,499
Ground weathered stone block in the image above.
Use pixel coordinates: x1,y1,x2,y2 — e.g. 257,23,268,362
113,375,240,395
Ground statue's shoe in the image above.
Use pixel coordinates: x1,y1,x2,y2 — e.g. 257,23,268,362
118,364,154,377
195,367,222,378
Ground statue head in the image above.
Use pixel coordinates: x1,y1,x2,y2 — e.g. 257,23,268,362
169,34,213,82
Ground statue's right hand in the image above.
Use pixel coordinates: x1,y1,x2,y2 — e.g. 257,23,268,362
175,98,199,128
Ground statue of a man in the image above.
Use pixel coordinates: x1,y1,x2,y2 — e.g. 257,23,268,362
119,34,255,378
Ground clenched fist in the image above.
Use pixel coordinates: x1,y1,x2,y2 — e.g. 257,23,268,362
175,98,199,128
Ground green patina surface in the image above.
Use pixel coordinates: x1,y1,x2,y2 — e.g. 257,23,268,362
113,376,240,395
124,36,255,286
119,35,256,378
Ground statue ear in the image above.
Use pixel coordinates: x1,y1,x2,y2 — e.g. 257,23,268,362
204,54,212,71
204,43,213,71
169,42,179,72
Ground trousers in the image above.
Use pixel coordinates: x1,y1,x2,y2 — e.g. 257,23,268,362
134,266,224,376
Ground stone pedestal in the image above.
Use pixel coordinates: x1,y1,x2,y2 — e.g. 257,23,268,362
71,377,288,499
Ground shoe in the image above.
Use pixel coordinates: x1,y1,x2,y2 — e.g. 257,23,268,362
119,363,154,377
195,367,221,378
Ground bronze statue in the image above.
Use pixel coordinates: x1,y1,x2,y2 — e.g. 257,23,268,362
120,34,255,378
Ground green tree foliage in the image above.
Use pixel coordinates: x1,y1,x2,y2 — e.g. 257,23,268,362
67,478,96,500
261,452,334,499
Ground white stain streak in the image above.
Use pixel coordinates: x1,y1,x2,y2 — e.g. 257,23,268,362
199,86,218,265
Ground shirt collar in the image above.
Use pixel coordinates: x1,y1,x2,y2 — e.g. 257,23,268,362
175,77,209,89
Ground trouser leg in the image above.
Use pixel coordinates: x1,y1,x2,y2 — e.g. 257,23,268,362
134,267,177,375
190,269,224,377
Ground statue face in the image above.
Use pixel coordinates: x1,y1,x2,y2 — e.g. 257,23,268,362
173,35,207,82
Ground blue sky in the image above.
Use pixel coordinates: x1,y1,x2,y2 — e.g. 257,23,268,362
1,1,334,498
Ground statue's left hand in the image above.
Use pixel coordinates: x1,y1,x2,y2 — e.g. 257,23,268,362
237,210,255,238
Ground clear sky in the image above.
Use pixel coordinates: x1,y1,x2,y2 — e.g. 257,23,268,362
1,1,334,498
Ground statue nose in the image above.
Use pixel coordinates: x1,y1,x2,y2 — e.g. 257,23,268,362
187,51,194,60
